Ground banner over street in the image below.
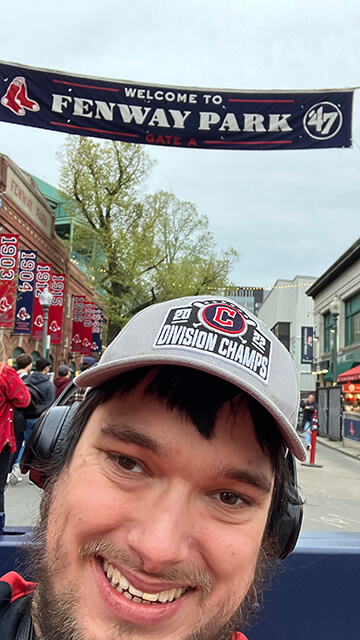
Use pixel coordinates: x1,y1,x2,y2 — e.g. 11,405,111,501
0,61,353,150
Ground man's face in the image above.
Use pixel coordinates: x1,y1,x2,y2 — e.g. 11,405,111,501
308,395,314,403
42,385,274,640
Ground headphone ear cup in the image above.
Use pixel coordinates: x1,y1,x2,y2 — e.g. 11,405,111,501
277,497,303,560
274,452,303,560
20,403,79,488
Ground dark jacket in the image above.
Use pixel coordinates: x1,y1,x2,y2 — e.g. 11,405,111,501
0,572,36,639
13,372,30,435
302,400,316,424
27,372,55,410
54,376,71,399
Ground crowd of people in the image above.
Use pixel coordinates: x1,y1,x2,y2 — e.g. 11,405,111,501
0,347,95,529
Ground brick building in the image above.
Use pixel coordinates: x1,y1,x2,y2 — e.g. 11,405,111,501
0,153,105,372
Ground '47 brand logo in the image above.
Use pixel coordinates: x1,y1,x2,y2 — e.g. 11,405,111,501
303,102,343,140
154,299,272,383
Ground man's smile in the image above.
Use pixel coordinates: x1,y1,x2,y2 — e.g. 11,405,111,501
101,557,191,604
90,554,198,626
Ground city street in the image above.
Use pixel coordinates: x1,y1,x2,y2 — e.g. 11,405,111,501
5,473,42,529
297,440,360,533
5,440,360,533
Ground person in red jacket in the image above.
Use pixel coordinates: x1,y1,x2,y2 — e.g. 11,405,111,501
53,365,72,399
0,342,30,531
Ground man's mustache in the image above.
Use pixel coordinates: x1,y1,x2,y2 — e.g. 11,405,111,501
79,539,213,597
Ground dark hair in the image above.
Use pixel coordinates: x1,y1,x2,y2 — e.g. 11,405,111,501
36,357,51,372
16,353,32,369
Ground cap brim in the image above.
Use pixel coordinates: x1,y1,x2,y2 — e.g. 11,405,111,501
75,353,307,462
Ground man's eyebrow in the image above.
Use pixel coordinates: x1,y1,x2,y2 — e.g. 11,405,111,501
99,423,171,461
215,466,273,494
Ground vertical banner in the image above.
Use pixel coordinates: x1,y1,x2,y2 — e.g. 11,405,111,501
48,273,66,344
91,306,103,353
301,326,314,364
82,300,93,355
0,234,19,328
13,250,37,334
71,295,85,352
31,263,53,339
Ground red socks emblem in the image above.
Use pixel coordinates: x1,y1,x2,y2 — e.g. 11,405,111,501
1,76,39,116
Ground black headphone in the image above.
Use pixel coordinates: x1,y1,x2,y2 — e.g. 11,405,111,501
21,381,303,560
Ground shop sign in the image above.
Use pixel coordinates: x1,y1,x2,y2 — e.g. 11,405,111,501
343,383,360,393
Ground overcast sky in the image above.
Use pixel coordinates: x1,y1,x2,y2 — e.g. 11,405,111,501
1,0,359,288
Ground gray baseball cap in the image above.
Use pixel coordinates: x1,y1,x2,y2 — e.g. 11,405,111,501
75,296,306,461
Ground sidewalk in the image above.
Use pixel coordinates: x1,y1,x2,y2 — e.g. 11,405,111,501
298,431,360,461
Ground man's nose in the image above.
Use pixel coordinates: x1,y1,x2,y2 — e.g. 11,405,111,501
127,485,193,573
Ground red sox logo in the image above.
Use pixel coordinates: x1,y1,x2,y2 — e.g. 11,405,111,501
0,296,12,313
49,320,61,332
17,306,30,321
1,76,40,116
33,314,44,328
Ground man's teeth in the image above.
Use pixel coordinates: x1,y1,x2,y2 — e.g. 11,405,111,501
102,560,187,604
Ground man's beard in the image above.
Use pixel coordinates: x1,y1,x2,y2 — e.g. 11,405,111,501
26,479,276,640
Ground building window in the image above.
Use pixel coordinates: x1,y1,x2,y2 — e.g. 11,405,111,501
323,312,333,353
272,322,290,351
345,292,360,346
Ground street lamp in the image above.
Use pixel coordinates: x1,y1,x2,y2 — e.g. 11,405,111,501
39,284,53,358
329,295,341,384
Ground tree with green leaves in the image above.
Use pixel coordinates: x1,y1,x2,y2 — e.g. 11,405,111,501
58,136,239,339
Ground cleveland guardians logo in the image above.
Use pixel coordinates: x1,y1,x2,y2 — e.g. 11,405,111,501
199,303,246,337
154,299,272,383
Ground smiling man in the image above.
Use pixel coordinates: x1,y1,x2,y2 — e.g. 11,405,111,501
0,296,305,640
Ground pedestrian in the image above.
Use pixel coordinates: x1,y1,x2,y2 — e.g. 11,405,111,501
0,342,30,532
72,356,96,402
10,357,55,485
8,354,33,484
0,296,305,640
302,393,316,450
53,364,72,400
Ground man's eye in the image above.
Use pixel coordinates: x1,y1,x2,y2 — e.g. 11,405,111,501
110,455,143,473
213,491,244,507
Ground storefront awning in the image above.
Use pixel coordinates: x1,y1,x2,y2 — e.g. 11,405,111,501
323,361,356,383
337,364,360,383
